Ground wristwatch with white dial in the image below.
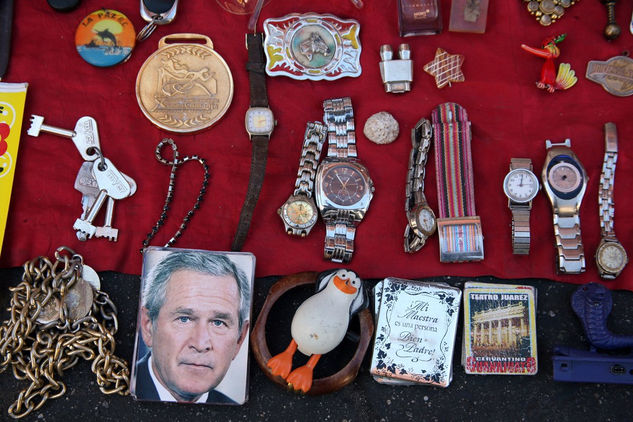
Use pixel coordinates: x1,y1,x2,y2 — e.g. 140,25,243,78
315,97,374,263
404,118,436,253
503,158,539,255
542,139,587,274
232,32,276,251
278,122,327,237
595,122,628,279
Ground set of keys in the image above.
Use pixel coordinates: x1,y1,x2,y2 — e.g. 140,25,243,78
27,114,136,242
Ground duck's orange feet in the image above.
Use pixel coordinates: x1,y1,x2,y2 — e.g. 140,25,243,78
267,339,297,379
287,354,321,393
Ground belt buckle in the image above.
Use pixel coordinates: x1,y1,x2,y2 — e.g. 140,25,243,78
436,216,484,262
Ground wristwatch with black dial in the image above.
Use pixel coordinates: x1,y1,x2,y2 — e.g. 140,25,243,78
503,158,539,255
315,97,374,263
232,32,275,251
595,122,628,279
542,139,587,274
278,121,327,237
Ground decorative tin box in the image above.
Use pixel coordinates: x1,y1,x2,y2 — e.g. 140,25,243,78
370,277,461,387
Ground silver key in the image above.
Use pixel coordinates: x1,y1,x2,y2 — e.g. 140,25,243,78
74,162,100,219
73,159,131,240
93,172,137,241
94,197,118,241
27,115,101,161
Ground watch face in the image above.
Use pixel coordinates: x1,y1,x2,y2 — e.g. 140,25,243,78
245,107,274,135
321,164,367,206
416,207,436,235
503,168,539,202
548,162,582,194
284,199,316,227
597,242,628,273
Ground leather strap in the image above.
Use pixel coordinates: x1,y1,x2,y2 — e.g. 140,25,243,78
246,33,268,108
231,32,271,251
232,135,269,251
0,0,14,80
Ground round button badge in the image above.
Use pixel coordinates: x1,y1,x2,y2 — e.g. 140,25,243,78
75,9,136,67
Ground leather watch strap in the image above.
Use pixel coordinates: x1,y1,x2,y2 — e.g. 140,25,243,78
0,0,14,80
232,135,269,250
246,33,268,108
432,102,483,262
231,33,271,251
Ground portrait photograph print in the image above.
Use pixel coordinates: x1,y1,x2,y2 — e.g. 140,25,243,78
131,246,255,405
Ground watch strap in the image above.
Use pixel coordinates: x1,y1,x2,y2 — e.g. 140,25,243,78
432,103,483,262
0,0,14,80
324,210,356,263
553,214,585,274
598,122,618,238
508,158,534,255
293,122,327,197
246,32,268,108
323,97,357,159
231,135,269,251
433,102,476,219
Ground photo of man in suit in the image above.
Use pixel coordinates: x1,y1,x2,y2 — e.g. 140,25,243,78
133,249,251,404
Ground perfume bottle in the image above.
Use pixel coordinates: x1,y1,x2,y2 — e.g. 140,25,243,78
398,0,442,37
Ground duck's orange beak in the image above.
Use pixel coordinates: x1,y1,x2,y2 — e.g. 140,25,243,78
333,275,358,294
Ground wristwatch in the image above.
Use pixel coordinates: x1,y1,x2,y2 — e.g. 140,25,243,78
404,118,436,253
595,123,628,279
503,158,540,255
542,139,588,274
232,32,275,251
278,121,327,237
432,103,484,262
315,97,374,263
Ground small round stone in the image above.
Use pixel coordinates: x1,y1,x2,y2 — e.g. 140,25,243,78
363,112,399,145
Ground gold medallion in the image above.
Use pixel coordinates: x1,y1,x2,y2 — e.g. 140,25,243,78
136,33,234,133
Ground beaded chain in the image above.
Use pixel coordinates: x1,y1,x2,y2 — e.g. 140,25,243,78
142,138,210,251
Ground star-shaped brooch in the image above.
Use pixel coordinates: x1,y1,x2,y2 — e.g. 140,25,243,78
423,48,465,89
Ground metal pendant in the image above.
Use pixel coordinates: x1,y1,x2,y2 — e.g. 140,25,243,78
263,13,362,80
586,55,633,97
135,33,234,133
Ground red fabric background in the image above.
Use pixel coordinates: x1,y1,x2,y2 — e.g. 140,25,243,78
2,1,633,290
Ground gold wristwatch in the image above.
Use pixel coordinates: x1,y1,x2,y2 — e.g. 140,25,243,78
503,158,540,255
278,122,327,237
595,122,628,279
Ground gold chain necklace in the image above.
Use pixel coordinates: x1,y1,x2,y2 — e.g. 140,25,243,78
0,247,129,419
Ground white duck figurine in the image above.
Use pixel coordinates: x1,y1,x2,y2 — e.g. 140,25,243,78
267,269,367,393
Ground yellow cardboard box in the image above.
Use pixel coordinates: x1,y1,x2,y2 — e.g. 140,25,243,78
0,82,28,257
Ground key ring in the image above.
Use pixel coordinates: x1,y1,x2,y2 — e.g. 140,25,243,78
137,16,162,42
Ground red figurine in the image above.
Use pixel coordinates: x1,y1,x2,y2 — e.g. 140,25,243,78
521,34,577,93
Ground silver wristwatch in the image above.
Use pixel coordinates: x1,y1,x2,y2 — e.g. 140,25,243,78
278,122,327,237
595,122,628,279
503,158,540,255
404,118,436,253
542,139,588,274
315,97,374,263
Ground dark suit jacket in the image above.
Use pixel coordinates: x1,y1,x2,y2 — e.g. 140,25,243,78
134,353,236,404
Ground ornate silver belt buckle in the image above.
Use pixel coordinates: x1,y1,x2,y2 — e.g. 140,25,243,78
436,216,484,262
263,13,362,81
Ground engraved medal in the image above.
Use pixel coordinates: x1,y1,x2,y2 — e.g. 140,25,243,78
136,34,234,133
586,56,633,97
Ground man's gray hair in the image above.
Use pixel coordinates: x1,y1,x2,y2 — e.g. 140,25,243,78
142,251,250,331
